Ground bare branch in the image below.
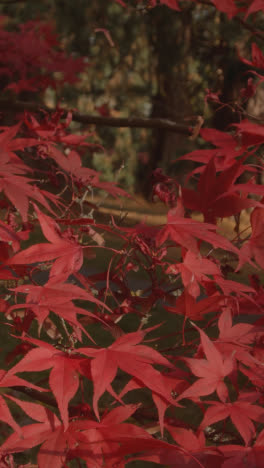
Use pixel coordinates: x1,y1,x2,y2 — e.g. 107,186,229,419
0,98,192,135
236,17,264,41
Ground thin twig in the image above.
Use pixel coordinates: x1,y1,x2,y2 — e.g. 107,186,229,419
235,17,264,41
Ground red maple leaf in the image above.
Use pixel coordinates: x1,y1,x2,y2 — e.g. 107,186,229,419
239,205,264,270
165,291,223,320
213,307,260,369
1,399,163,468
212,277,255,297
179,127,245,173
219,428,264,468
239,363,264,393
234,119,264,147
240,42,264,70
166,251,222,298
246,0,264,18
200,392,264,445
0,220,20,252
177,324,235,402
118,369,186,436
8,337,84,429
164,424,223,467
156,197,240,256
0,123,62,221
218,307,257,346
78,328,174,420
0,123,38,174
156,0,180,9
50,146,130,199
8,279,110,341
0,396,71,468
211,0,238,18
182,158,259,223
70,404,155,467
0,369,45,434
121,430,223,467
7,205,83,282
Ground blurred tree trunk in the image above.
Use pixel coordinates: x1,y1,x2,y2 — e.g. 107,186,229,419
136,6,195,197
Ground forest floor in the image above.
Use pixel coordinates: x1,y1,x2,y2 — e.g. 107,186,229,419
90,193,251,240
87,193,258,286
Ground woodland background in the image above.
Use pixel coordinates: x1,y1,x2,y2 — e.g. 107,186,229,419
2,0,264,196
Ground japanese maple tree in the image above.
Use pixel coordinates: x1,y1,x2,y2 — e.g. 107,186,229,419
0,1,263,468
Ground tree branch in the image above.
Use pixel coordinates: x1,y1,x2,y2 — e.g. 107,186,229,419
236,17,264,41
0,98,192,135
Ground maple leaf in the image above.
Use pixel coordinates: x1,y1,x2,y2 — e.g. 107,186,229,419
7,206,83,282
240,42,264,70
0,123,39,173
8,279,110,339
211,0,238,18
2,401,141,468
164,424,223,467
239,363,264,391
179,127,245,173
200,392,264,445
50,146,130,199
182,158,259,223
234,119,264,147
246,0,264,18
177,324,235,402
219,433,264,468
8,337,84,429
0,368,47,435
166,424,206,451
0,220,20,252
0,392,21,435
121,432,223,468
156,197,240,256
0,126,61,221
0,175,62,222
78,328,174,420
218,307,257,346
2,403,167,468
24,111,95,149
0,20,85,93
238,206,264,270
213,307,260,369
212,277,255,298
165,291,223,320
118,370,186,436
167,251,222,298
158,0,180,9
0,396,71,468
70,404,156,467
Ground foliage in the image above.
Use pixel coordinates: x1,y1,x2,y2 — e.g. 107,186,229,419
0,1,263,468
5,0,257,190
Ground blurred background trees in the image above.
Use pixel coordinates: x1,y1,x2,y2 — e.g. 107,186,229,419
1,0,263,196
